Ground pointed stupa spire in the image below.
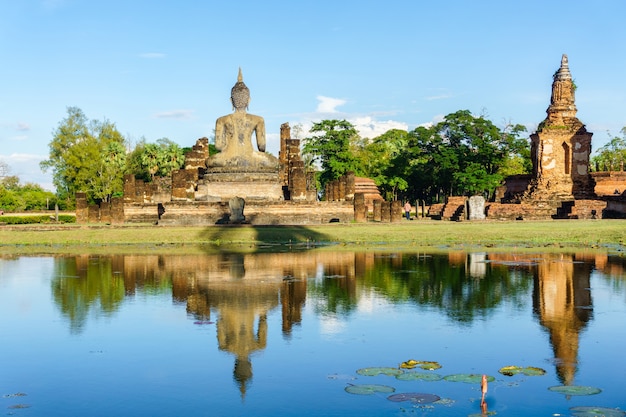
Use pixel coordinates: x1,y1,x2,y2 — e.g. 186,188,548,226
553,54,572,81
545,54,578,125
237,67,243,82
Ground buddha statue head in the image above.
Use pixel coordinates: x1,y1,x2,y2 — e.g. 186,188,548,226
231,68,250,110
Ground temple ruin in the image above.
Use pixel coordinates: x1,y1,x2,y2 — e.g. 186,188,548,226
77,58,626,224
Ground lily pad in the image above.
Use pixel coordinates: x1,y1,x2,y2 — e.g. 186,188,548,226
570,406,626,416
8,404,31,409
345,384,396,395
443,374,495,383
548,385,602,396
387,393,441,403
499,365,546,376
400,360,441,370
396,371,443,382
356,367,403,376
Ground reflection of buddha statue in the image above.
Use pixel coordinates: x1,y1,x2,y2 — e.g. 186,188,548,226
206,68,279,171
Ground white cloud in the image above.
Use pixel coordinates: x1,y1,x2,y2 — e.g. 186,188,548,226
351,116,408,140
319,315,346,336
0,153,53,190
316,96,346,113
139,52,166,59
153,110,194,120
417,114,445,129
16,122,30,131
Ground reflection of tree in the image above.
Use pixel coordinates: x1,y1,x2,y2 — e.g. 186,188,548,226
307,261,357,316
51,255,126,334
52,255,174,333
358,252,533,323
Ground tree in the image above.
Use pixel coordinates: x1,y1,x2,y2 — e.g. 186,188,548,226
591,127,626,171
92,141,127,202
302,120,362,194
126,138,185,181
40,107,127,206
375,111,529,203
361,129,411,200
0,175,58,212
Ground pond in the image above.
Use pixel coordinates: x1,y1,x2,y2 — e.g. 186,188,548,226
1,249,625,416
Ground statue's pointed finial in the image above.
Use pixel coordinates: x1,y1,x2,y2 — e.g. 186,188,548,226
238,67,243,83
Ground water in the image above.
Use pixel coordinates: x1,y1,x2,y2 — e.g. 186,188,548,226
1,250,625,416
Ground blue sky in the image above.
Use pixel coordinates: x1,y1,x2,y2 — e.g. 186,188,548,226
1,0,625,190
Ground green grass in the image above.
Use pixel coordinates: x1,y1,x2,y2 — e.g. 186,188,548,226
0,219,624,255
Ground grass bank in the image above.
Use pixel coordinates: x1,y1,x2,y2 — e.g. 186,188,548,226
0,219,625,255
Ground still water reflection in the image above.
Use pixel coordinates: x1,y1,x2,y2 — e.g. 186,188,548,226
1,250,625,416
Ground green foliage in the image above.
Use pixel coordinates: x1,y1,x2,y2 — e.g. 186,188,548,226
302,120,363,194
0,214,75,224
591,127,626,171
363,111,529,202
360,129,411,200
41,107,127,207
0,176,59,212
126,137,185,181
306,113,529,202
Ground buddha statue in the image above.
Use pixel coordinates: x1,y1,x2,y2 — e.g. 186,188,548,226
206,68,279,172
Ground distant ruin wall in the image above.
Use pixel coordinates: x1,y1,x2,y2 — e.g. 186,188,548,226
126,200,355,226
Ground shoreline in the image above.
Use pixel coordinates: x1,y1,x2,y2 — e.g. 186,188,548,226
1,219,625,255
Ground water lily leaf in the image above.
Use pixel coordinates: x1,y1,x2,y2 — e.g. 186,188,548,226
570,406,626,416
356,367,403,376
499,365,546,376
2,393,27,398
443,374,495,383
396,371,443,382
345,384,396,395
548,385,601,396
400,360,442,370
387,393,441,403
8,404,31,409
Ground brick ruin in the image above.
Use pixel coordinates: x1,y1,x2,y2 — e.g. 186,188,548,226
77,56,626,224
437,54,626,221
77,122,399,225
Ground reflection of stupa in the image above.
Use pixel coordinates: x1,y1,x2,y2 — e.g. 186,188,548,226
532,254,593,385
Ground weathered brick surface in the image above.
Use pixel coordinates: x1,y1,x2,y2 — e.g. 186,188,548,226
442,197,467,221
150,201,354,226
591,172,626,196
391,200,403,222
354,193,366,223
75,192,88,223
427,203,444,219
